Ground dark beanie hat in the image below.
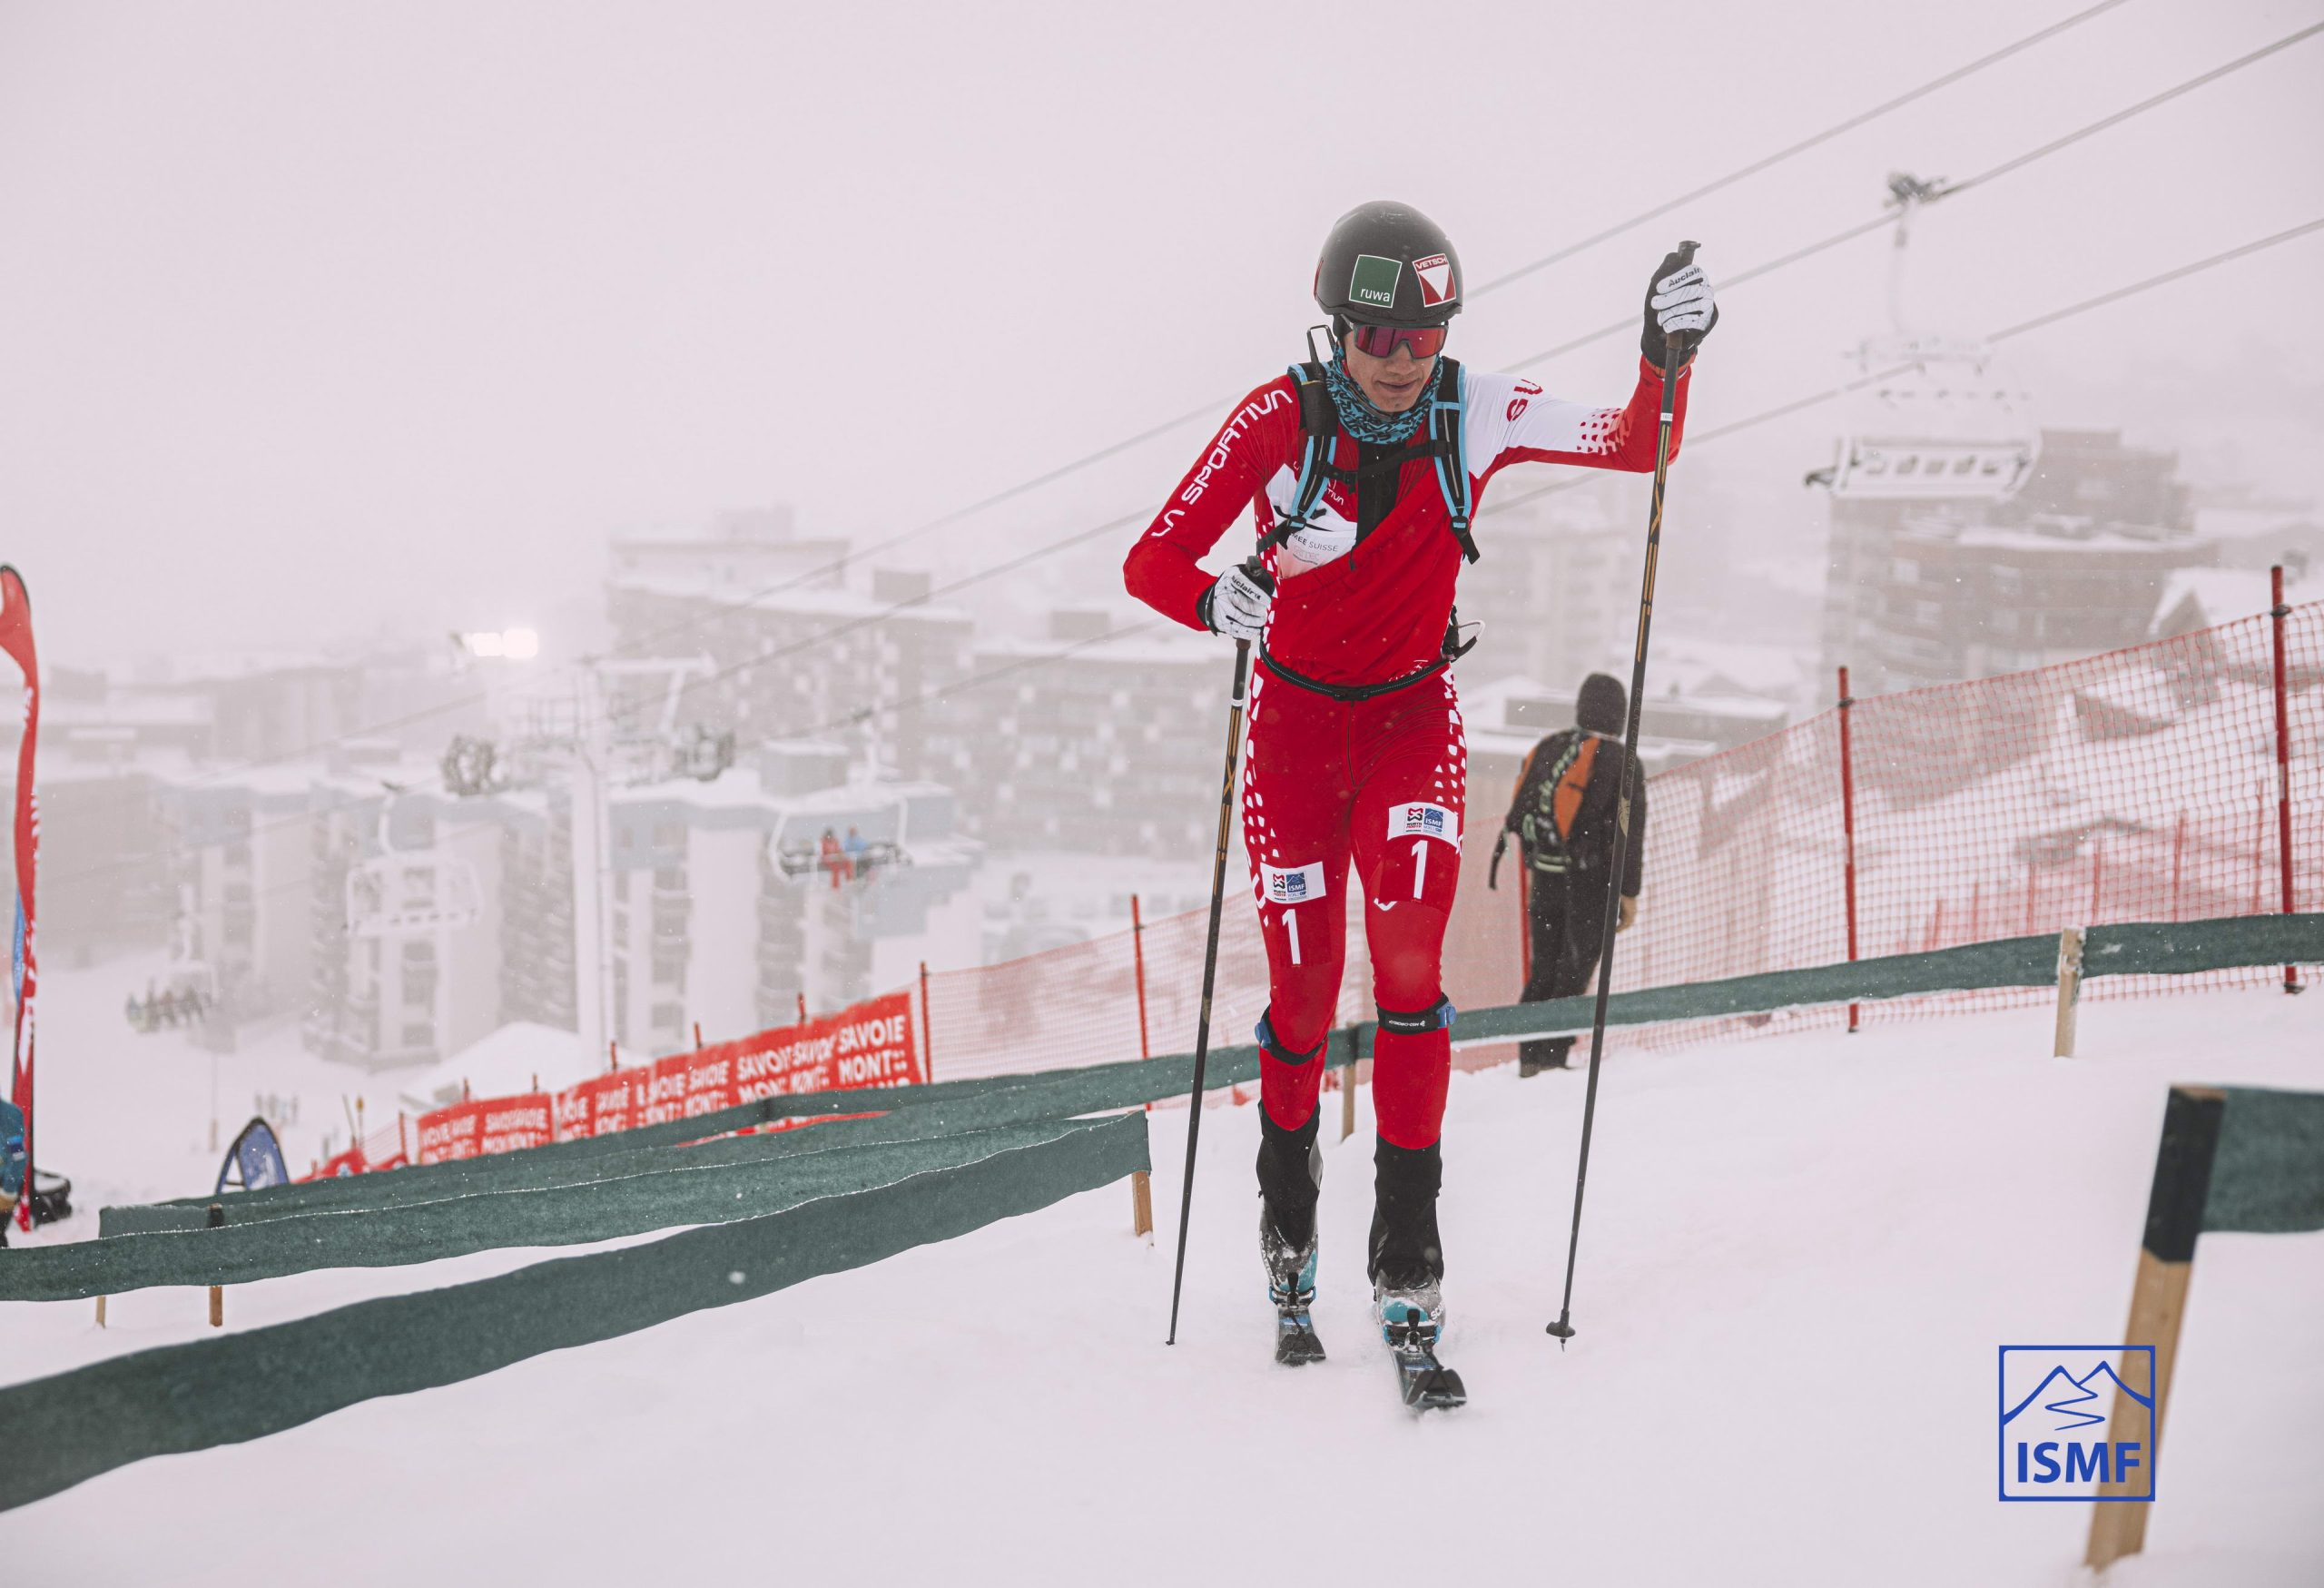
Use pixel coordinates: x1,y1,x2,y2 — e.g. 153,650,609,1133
1576,673,1626,736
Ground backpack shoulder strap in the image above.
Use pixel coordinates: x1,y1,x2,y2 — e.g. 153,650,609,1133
1285,360,1334,530
1428,356,1479,564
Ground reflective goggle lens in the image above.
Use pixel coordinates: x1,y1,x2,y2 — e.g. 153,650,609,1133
1348,321,1448,360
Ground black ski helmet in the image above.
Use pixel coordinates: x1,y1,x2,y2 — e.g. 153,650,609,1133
1314,201,1463,328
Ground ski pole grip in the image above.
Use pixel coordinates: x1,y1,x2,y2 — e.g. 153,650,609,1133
1666,239,1701,363
1241,555,1277,596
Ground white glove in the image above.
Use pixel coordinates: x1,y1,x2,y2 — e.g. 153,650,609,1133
1650,264,1716,337
1202,564,1272,641
1642,249,1718,365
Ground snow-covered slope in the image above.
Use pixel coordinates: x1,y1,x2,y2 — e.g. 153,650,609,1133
6,984,2321,1587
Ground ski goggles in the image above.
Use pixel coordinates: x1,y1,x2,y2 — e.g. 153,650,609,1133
1344,320,1449,360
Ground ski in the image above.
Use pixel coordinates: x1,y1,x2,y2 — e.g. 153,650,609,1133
1381,1307,1466,1410
1274,1303,1326,1366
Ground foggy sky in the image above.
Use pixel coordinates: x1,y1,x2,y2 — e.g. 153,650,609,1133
3,0,2319,669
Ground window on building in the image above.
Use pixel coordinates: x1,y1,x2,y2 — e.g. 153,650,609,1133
401,1022,433,1050
651,1001,685,1032
655,866,686,893
653,823,685,850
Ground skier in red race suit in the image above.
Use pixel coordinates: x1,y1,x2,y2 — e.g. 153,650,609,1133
1123,201,1717,1349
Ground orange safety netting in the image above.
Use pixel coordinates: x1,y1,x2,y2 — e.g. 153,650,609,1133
921,601,2320,1081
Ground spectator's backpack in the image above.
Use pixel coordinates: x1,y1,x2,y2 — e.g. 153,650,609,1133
1520,731,1602,874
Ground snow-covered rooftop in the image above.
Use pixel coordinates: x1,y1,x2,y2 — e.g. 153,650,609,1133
607,570,972,626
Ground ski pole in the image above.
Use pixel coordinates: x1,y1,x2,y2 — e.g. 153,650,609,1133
1546,242,1699,1345
1166,584,1260,1345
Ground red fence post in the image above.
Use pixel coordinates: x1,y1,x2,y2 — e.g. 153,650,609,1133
1837,667,1862,1033
797,991,808,1026
919,961,935,1081
2270,566,2300,994
1130,893,1152,1061
2169,809,2187,922
1125,901,1156,1236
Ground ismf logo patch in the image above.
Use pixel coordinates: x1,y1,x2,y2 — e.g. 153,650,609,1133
1998,1346,2156,1502
1261,861,1326,906
1348,254,1403,311
1414,252,1456,307
1389,802,1459,845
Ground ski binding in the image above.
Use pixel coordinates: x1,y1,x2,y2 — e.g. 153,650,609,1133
1380,1301,1466,1410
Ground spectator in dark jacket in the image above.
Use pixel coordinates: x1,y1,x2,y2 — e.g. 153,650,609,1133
1497,672,1647,1075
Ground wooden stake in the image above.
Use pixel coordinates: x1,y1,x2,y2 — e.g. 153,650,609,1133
1129,1169,1154,1238
207,1201,225,1328
2053,926,2085,1058
2085,1085,2223,1573
94,1295,107,1328
2085,1250,2192,1569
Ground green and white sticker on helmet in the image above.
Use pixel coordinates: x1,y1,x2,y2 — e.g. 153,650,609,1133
1347,254,1403,311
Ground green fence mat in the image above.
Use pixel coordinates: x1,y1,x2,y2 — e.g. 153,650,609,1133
2206,1086,2324,1238
102,1096,1118,1236
0,1110,1147,1514
1452,914,2324,1048
9,1119,1103,1302
101,912,2324,1234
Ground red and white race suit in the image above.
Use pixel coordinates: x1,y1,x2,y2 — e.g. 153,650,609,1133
1124,356,1691,1149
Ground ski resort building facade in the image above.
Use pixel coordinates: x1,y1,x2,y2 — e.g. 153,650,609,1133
137,755,978,1073
1819,425,2220,697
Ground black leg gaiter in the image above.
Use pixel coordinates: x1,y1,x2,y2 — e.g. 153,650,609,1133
1368,1136,1444,1287
1256,1108,1323,1251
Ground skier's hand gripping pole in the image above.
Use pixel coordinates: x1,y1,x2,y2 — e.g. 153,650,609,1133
1546,242,1699,1346
1165,579,1261,1344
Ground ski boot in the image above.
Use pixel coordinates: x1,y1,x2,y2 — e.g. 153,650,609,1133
1370,1137,1464,1409
1261,1209,1325,1365
1256,1094,1325,1366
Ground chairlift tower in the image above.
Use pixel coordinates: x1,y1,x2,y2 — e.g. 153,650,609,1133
438,655,735,1065
1808,173,2042,697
